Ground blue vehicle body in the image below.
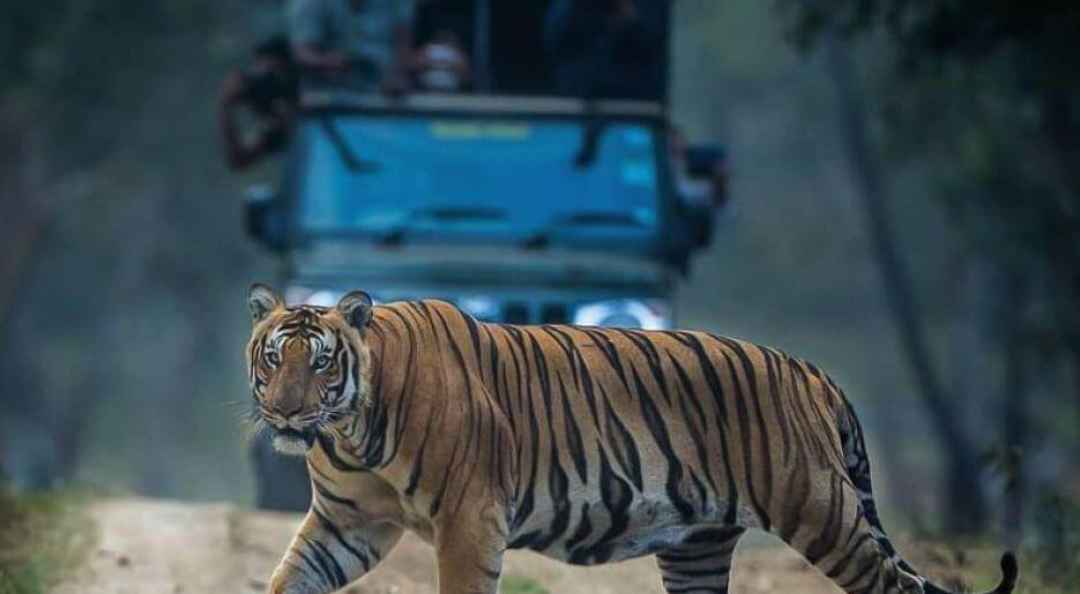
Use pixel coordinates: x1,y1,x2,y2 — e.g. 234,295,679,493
244,92,715,511
250,93,709,329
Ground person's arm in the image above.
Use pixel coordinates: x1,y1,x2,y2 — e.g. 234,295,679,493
219,72,282,171
382,10,415,97
613,0,637,21
291,43,347,72
543,0,594,59
219,72,255,171
609,0,657,59
392,22,413,75
288,0,346,72
454,49,472,86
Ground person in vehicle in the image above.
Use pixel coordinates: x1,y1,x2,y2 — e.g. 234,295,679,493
411,0,472,93
545,0,664,167
411,29,471,92
287,0,415,94
668,125,730,248
543,0,662,101
219,35,299,171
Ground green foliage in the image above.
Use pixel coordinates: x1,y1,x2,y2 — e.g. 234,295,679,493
777,2,1080,527
0,488,95,594
980,443,1023,493
778,2,1080,353
0,0,262,499
1,0,227,176
500,575,550,594
1030,490,1080,587
778,1,1080,64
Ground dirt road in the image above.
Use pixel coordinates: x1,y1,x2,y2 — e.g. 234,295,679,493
53,498,973,594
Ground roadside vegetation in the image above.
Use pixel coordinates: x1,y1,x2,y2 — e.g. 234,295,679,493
500,575,550,594
889,531,1080,594
0,487,95,594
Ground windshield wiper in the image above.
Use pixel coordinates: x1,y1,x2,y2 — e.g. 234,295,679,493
522,210,647,250
419,206,508,222
375,206,510,247
559,210,646,227
318,116,381,173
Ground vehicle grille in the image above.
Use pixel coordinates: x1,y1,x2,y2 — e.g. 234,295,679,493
502,302,530,324
540,303,570,324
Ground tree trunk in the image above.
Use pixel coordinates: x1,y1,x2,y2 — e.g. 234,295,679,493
1000,273,1029,548
824,36,988,534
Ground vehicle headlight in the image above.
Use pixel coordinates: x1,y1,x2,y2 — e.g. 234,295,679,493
284,286,341,307
458,296,500,320
572,299,671,330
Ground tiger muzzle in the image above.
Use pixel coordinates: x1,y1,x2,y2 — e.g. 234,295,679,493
277,426,316,445
269,425,318,455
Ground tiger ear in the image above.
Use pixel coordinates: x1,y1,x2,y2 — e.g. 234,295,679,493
337,290,373,333
248,283,283,324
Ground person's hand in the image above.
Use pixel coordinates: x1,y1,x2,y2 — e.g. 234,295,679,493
613,0,637,20
269,99,296,125
710,166,729,209
411,49,433,71
381,69,412,99
220,71,247,107
322,52,349,72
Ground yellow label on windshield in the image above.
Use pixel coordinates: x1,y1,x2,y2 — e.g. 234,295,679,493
431,122,532,141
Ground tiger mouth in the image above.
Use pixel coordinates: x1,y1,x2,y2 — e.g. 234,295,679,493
271,426,317,455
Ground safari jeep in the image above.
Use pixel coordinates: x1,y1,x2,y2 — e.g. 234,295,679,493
243,2,725,510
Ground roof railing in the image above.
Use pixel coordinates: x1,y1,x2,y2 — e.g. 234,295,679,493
300,90,667,119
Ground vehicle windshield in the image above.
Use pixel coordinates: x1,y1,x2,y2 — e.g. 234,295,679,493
293,114,664,251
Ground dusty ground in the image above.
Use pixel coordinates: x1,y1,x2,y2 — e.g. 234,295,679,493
51,499,993,594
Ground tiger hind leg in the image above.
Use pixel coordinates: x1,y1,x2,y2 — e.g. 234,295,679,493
656,526,745,594
777,475,921,594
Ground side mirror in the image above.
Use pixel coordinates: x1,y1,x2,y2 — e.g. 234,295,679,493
672,145,730,254
244,184,288,252
685,145,725,178
686,144,729,211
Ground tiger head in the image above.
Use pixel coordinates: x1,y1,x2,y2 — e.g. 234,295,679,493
245,283,374,455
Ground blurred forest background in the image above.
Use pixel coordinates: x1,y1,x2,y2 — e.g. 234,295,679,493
1,0,1077,579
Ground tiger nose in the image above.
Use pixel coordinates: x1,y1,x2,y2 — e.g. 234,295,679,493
266,414,305,431
269,380,306,419
268,399,304,423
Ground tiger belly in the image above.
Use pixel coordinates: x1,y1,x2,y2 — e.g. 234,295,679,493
508,491,751,565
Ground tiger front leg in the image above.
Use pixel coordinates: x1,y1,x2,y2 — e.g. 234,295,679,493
433,504,509,594
267,510,403,594
434,532,506,594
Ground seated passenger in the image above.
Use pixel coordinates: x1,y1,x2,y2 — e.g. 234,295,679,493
543,0,661,101
546,0,663,168
668,126,730,248
219,35,299,171
287,0,416,94
411,29,471,93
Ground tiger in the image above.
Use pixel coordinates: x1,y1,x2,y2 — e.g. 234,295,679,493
244,283,1018,594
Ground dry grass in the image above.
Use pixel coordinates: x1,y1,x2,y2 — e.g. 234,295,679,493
890,535,1077,594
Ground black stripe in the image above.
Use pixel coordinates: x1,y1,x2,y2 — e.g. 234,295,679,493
313,507,373,571
564,502,593,551
633,365,695,521
556,374,589,483
598,382,644,491
307,538,347,588
295,540,335,589
717,345,771,530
